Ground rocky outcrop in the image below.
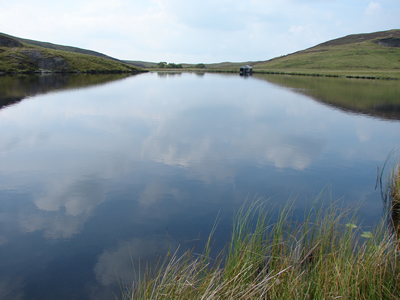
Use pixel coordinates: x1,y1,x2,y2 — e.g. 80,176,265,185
0,35,23,47
374,38,400,48
20,49,68,72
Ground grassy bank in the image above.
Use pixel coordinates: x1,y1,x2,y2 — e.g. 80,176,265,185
252,69,400,80
178,67,400,80
122,197,400,299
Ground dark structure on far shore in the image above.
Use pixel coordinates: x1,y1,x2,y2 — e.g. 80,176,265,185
240,65,253,75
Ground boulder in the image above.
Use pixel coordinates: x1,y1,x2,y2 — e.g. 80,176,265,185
20,49,68,72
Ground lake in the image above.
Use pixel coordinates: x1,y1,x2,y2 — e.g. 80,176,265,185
0,72,399,299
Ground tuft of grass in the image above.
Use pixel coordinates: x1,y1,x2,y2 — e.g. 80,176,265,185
121,197,400,299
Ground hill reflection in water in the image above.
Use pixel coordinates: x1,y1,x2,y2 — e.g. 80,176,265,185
0,73,133,110
253,74,400,121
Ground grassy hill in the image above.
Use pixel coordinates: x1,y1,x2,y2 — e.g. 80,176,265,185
0,32,122,62
0,33,143,74
252,29,400,79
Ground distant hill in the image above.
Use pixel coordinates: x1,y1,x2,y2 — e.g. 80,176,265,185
124,60,262,69
0,33,143,74
203,61,262,69
252,29,400,78
124,60,159,68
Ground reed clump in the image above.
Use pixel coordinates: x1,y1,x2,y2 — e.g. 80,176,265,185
122,199,400,299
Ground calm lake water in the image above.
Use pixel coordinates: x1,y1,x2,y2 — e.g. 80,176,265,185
0,72,399,299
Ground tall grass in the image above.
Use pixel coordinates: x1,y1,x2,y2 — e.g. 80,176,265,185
121,195,400,299
382,161,400,239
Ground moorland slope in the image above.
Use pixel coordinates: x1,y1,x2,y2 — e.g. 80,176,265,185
252,29,400,78
0,33,142,74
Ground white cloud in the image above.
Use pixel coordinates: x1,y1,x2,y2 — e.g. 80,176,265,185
365,2,382,16
290,25,305,34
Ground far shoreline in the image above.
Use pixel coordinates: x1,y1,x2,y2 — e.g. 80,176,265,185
147,68,400,80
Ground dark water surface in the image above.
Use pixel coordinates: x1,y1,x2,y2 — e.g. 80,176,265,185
0,72,399,299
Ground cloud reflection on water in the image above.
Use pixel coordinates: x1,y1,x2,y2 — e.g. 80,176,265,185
0,72,393,241
94,237,176,287
141,103,326,171
16,176,107,239
34,176,106,216
0,277,24,300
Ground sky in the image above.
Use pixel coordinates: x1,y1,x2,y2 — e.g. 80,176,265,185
0,0,399,63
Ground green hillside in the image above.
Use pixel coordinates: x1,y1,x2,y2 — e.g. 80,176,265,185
252,29,400,79
0,32,121,62
0,33,143,74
